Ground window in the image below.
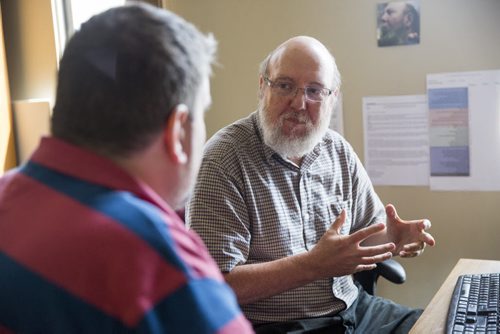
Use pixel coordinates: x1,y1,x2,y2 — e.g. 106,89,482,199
52,0,126,61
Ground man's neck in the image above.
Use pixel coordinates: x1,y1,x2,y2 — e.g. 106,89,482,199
288,156,304,167
110,135,176,207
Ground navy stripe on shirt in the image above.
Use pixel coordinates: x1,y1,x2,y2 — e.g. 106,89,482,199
138,278,243,333
20,161,189,275
0,252,242,333
1,161,244,333
0,253,131,333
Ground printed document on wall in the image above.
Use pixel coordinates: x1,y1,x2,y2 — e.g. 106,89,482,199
427,69,500,191
363,95,429,186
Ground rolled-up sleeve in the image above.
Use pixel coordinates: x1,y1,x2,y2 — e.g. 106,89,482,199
187,157,251,273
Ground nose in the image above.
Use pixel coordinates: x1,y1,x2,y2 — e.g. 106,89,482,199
290,88,307,109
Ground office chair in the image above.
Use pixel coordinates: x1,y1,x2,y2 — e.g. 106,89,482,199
353,259,406,295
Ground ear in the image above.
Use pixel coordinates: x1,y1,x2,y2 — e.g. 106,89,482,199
403,12,414,27
164,104,190,165
258,75,265,98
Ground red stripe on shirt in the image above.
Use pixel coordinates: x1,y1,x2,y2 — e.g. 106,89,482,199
0,324,14,334
0,173,186,327
164,216,224,280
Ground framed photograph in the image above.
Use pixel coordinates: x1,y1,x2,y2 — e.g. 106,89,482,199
377,1,420,47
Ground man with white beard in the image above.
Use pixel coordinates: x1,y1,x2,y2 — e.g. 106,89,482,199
188,36,435,333
378,1,420,47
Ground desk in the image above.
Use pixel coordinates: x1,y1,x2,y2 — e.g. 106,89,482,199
410,258,500,333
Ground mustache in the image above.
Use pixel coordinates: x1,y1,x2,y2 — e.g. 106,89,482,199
280,111,312,125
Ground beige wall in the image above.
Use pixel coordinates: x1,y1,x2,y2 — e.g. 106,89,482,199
168,0,500,308
0,0,58,171
0,2,16,173
1,0,58,103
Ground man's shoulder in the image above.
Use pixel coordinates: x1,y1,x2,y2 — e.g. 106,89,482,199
323,129,354,153
0,167,21,194
204,113,259,161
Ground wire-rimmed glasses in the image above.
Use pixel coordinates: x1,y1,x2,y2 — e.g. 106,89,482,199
263,77,333,102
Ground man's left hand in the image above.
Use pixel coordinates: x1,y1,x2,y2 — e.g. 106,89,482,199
385,204,436,257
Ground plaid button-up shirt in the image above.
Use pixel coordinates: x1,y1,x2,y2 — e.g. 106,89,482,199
187,111,385,323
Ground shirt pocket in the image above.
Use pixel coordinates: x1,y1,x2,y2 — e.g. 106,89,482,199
327,197,352,235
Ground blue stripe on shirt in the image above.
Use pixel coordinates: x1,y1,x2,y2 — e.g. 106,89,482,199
20,161,189,275
0,252,242,333
0,253,130,333
10,162,243,332
139,278,242,333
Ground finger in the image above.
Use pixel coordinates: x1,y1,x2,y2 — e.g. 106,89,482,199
399,250,419,258
359,242,396,257
360,251,393,265
420,219,432,230
421,231,436,247
385,204,400,221
401,240,426,257
354,264,378,273
402,241,424,253
330,209,346,232
349,222,386,244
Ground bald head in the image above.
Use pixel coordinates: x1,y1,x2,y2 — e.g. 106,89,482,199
259,36,341,90
257,36,341,160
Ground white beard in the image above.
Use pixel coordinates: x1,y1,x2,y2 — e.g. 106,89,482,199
258,101,332,159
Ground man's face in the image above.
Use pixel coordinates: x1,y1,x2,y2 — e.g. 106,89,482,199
176,76,210,207
258,43,336,159
381,2,407,32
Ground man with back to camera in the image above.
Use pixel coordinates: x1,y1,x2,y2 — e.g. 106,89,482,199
187,36,435,333
378,1,420,47
0,3,253,333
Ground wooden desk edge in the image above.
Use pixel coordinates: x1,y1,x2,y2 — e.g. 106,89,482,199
410,258,500,334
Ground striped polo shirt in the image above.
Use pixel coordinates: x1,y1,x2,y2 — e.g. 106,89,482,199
187,111,385,323
0,137,253,334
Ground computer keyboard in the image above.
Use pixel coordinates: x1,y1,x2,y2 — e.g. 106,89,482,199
446,273,500,333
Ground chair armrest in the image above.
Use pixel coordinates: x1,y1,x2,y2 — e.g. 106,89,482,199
353,259,406,295
376,258,406,284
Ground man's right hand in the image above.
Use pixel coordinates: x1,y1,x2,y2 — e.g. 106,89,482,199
304,210,396,279
224,210,396,305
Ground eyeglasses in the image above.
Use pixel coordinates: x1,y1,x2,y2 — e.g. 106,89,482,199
263,77,333,102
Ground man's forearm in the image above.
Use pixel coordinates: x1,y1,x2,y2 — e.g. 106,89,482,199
223,252,316,305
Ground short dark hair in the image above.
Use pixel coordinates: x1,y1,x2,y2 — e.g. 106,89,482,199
51,3,216,157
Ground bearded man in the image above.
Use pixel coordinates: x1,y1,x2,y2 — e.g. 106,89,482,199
378,1,420,47
187,36,434,334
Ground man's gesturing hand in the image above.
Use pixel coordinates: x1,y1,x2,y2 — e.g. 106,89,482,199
305,210,396,279
385,204,435,258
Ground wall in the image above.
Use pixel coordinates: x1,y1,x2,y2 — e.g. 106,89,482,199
0,0,58,172
0,2,16,173
1,0,58,103
168,0,500,308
